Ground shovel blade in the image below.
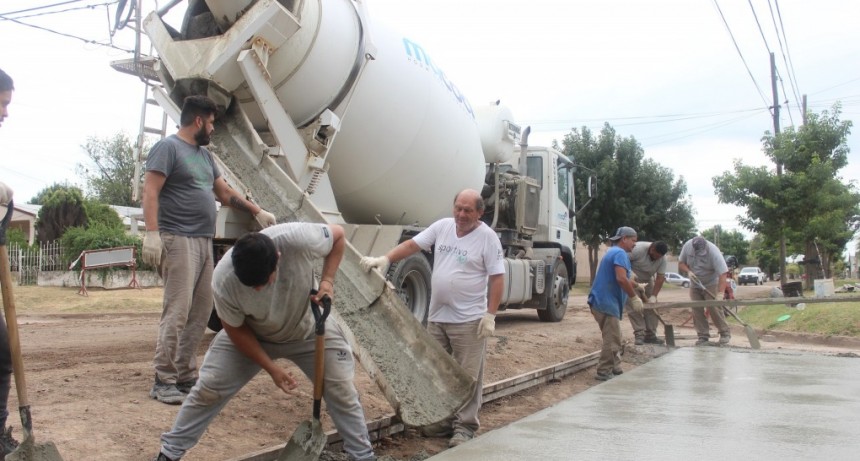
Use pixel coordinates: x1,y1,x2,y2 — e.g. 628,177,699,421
278,419,326,461
745,325,761,350
6,437,64,461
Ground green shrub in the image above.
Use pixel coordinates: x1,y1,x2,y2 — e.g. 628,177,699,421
62,224,146,270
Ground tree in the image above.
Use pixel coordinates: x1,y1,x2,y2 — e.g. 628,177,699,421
701,226,749,266
35,186,87,243
29,181,76,205
76,132,142,206
557,123,696,282
713,104,859,281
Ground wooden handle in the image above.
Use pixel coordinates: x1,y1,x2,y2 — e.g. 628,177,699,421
0,245,28,408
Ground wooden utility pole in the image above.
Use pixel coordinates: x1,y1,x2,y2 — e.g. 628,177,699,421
771,52,787,286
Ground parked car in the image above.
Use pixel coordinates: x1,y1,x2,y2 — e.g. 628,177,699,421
738,267,766,285
664,272,691,288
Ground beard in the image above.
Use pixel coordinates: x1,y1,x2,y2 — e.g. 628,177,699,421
194,126,211,146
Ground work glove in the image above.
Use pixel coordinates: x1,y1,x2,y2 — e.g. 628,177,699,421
648,295,657,304
142,231,163,267
477,312,496,338
254,209,277,228
715,291,725,301
687,272,700,285
633,283,648,303
0,182,13,205
360,255,390,273
630,296,644,313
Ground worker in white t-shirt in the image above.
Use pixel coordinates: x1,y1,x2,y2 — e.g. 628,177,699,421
360,189,505,449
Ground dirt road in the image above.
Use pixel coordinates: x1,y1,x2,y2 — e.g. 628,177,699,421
6,282,857,460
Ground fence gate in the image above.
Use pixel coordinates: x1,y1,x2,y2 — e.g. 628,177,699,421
6,241,65,286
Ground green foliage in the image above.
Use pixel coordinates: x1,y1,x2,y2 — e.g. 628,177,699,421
712,104,858,278
76,132,143,206
35,186,87,243
739,299,860,337
6,228,33,248
84,199,123,230
62,223,144,269
29,182,76,205
702,227,749,266
559,123,696,280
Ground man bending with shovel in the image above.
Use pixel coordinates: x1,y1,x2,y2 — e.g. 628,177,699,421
153,223,375,461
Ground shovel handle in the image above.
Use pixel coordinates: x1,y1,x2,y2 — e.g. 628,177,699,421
309,290,330,420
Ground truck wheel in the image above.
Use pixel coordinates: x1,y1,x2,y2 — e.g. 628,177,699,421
388,253,432,326
538,262,569,322
207,308,223,332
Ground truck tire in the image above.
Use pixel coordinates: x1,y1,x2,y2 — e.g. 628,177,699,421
388,253,432,326
538,261,569,322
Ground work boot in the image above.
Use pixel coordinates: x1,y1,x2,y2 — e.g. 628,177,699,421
150,376,185,405
634,336,644,346
612,368,623,375
151,452,177,461
0,426,19,457
644,336,665,345
719,334,731,345
176,378,197,394
420,420,453,438
595,372,614,381
448,432,472,448
695,338,710,346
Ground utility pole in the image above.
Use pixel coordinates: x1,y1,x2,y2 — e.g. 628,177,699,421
771,52,787,286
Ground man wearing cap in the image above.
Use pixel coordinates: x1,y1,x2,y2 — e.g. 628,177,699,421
625,241,670,345
678,236,731,345
587,226,643,381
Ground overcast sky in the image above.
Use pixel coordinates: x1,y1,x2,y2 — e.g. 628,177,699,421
1,0,859,243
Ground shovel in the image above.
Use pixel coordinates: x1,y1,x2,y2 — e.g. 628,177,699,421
0,202,64,461
692,277,761,350
278,292,331,461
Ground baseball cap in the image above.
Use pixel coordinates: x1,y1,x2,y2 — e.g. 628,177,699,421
609,226,637,241
691,236,708,256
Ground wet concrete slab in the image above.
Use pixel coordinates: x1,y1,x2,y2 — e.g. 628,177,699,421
428,347,860,460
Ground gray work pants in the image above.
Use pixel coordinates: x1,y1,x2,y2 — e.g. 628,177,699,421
590,308,622,375
428,319,485,438
689,282,731,339
625,280,660,338
159,321,374,461
153,233,214,384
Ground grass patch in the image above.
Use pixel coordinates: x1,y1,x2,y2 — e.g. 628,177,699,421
7,285,164,314
738,298,860,337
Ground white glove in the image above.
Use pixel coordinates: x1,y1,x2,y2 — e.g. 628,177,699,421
0,181,13,205
360,255,390,273
477,313,496,338
254,209,276,228
687,272,700,285
630,296,644,313
715,291,725,301
142,231,163,267
648,295,657,304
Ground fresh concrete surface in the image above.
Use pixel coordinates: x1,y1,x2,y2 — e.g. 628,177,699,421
428,347,860,460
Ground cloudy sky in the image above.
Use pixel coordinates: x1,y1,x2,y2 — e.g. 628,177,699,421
1,0,858,241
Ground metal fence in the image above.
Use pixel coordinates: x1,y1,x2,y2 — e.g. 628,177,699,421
6,240,65,286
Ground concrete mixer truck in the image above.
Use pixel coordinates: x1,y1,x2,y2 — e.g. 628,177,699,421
116,0,587,325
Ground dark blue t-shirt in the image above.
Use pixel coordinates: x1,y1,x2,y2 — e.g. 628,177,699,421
587,246,631,319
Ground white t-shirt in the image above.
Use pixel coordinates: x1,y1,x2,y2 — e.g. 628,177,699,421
412,218,505,323
628,241,667,282
212,223,334,343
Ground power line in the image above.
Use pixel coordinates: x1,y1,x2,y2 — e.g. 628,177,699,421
0,1,118,21
712,0,771,110
747,0,772,54
0,0,86,16
768,0,803,124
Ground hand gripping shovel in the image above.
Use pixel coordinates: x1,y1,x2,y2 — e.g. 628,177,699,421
278,292,331,461
692,277,760,349
0,202,64,461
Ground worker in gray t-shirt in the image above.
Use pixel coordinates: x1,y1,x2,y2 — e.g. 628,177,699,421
678,236,731,345
142,95,277,405
625,241,669,345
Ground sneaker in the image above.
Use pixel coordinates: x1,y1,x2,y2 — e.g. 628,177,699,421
644,336,665,345
151,452,176,461
151,377,185,405
695,338,710,346
420,421,453,438
719,335,731,345
595,372,614,381
176,379,197,394
634,337,644,346
448,432,472,448
0,426,19,457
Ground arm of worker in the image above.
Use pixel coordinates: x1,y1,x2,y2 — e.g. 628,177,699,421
222,321,298,393
478,273,504,338
212,176,276,228
312,224,345,305
359,239,421,272
715,272,728,301
678,262,700,284
141,172,166,267
616,266,644,312
650,273,666,302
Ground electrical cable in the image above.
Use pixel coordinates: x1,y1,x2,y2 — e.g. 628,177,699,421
712,0,771,110
773,0,803,112
0,1,117,21
0,0,85,17
767,0,802,124
0,13,133,52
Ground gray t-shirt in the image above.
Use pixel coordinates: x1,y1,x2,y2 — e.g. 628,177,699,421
145,134,221,237
678,238,728,286
212,223,334,343
628,241,667,282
